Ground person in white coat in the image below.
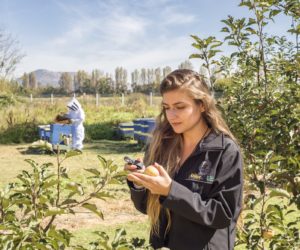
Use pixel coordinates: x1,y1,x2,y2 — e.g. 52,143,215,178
66,97,85,150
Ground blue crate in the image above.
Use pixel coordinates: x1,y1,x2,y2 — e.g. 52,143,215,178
44,128,51,142
134,118,156,143
50,124,73,145
38,125,51,140
133,119,143,141
118,122,134,139
147,120,156,133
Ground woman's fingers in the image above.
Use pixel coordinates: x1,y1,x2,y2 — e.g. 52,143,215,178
128,172,154,186
127,173,147,186
153,162,168,177
125,164,138,171
130,172,152,182
136,157,143,162
127,173,140,183
124,164,144,172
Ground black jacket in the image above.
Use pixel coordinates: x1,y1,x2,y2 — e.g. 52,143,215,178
128,132,243,250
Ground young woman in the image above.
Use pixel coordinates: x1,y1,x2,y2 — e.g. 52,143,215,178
125,69,243,250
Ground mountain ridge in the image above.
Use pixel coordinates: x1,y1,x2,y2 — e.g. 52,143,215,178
19,69,76,87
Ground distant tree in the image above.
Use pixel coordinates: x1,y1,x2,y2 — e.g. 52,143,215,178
131,69,139,92
115,67,127,93
22,72,29,89
147,68,155,84
74,70,89,91
178,60,194,70
122,68,128,90
163,66,172,78
91,69,103,88
107,73,114,91
96,77,113,94
0,28,24,79
141,68,147,85
29,72,37,89
155,67,161,84
59,72,73,93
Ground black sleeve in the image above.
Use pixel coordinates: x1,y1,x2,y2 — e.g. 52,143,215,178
127,180,148,214
160,141,243,229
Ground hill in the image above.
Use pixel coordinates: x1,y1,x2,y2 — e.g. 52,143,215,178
18,69,76,87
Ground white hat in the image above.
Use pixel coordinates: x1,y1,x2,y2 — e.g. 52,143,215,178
67,97,81,111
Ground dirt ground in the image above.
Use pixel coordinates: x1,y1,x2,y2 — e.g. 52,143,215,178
52,198,147,231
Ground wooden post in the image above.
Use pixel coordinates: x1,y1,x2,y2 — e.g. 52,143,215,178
30,94,33,102
121,93,125,106
83,92,86,104
51,93,54,104
96,93,99,107
150,92,153,106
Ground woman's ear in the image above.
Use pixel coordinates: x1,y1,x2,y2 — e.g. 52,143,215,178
199,102,205,113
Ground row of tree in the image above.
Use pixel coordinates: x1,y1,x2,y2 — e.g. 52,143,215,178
20,60,194,95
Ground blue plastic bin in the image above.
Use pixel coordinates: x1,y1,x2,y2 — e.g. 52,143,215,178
38,125,51,140
50,124,73,145
133,119,143,141
118,122,134,139
137,118,156,143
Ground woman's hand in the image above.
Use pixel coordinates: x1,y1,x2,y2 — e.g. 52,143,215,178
127,162,172,196
124,157,145,173
124,157,145,187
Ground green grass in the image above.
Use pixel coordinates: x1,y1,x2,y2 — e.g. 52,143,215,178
0,140,145,188
71,220,150,248
0,139,151,248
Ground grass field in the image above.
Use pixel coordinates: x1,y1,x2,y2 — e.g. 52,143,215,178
0,140,150,248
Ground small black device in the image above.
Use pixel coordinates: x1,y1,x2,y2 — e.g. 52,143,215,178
124,156,144,170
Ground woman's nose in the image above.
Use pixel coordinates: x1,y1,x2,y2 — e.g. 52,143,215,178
166,109,177,119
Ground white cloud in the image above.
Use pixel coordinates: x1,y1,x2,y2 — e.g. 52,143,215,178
14,0,199,77
162,6,197,25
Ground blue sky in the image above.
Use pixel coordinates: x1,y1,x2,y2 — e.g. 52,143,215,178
0,0,293,77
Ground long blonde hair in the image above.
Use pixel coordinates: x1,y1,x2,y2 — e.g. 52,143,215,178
144,69,236,235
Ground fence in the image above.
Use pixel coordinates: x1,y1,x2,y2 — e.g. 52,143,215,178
25,92,161,107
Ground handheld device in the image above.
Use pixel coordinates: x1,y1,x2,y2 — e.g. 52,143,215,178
124,156,144,170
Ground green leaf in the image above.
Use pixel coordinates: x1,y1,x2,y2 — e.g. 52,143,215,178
65,182,84,195
269,188,290,199
221,27,230,33
112,228,126,247
65,150,82,159
266,204,283,220
42,179,58,189
189,54,203,59
91,191,115,200
82,203,104,219
269,9,281,18
108,178,122,185
61,199,78,205
113,170,128,178
84,168,101,176
97,155,107,167
109,164,118,173
47,227,70,246
269,155,285,163
45,208,66,216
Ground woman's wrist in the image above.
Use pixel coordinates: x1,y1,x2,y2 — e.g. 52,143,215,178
161,180,172,196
